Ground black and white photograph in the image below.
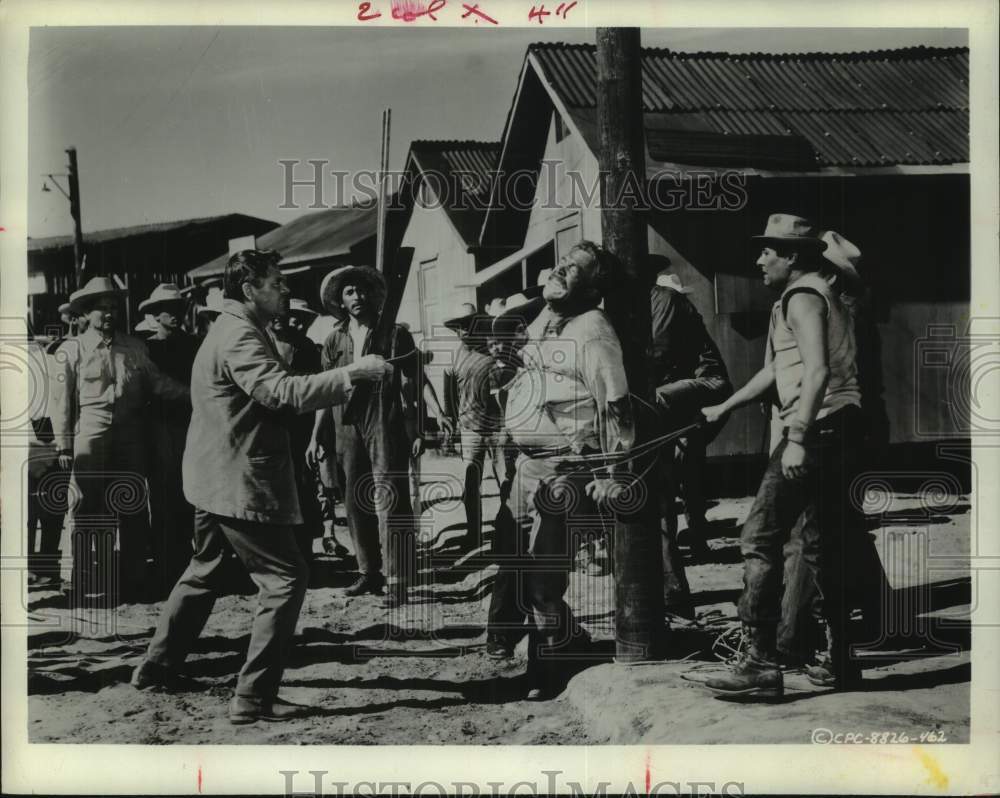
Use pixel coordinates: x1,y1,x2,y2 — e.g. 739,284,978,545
1,1,997,794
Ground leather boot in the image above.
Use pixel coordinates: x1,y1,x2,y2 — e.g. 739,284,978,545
705,626,783,700
805,620,861,690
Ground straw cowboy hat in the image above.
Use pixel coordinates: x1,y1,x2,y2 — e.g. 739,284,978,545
655,272,692,293
138,282,185,313
68,276,124,315
287,298,319,323
196,291,225,318
320,265,385,319
752,213,828,251
58,302,72,315
820,230,862,284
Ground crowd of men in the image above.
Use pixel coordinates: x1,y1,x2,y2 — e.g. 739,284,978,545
26,211,882,721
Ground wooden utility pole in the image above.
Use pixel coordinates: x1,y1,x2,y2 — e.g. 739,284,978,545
595,28,665,662
66,147,86,287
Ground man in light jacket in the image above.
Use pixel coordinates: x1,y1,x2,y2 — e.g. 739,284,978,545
131,249,391,725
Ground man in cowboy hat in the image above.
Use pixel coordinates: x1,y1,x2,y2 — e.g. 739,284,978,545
648,258,733,574
132,250,391,722
485,241,634,695
269,298,338,563
140,283,201,595
49,276,191,606
308,265,448,608
700,214,863,699
441,302,516,549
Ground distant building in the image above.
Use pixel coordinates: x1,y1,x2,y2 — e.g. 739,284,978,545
28,213,278,331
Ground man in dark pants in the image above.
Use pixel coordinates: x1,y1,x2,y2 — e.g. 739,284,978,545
141,283,200,597
485,242,633,699
131,249,390,724
442,305,514,549
648,265,733,617
310,266,448,608
702,215,863,700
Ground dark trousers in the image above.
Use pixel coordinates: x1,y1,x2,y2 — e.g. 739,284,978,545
145,509,308,701
739,406,862,641
69,433,149,602
148,419,194,598
339,419,415,584
27,463,68,579
487,456,595,681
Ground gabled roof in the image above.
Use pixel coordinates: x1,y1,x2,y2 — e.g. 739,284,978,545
529,43,968,167
27,213,278,253
188,205,379,279
479,42,969,248
406,140,499,247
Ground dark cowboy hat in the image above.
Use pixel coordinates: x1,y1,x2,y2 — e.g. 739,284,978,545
443,302,483,333
320,265,386,320
751,213,828,251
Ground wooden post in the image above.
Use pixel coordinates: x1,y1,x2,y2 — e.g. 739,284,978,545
595,27,665,662
66,147,86,287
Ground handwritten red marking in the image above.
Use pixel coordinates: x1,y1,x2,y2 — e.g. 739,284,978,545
391,0,445,21
197,766,203,794
461,3,498,23
358,1,381,20
528,4,550,23
556,1,577,17
645,751,651,794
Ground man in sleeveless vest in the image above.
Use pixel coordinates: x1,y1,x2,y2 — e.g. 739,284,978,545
701,214,864,699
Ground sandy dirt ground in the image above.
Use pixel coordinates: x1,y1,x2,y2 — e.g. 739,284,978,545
26,452,971,745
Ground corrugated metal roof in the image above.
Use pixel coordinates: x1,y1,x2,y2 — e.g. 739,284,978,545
529,43,968,166
409,140,499,245
188,205,378,279
27,213,277,253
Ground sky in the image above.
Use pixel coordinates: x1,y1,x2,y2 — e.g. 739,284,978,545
27,25,967,240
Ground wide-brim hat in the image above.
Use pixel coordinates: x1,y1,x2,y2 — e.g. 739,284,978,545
820,230,862,284
288,298,319,322
139,282,185,312
751,213,827,251
320,265,386,319
58,302,72,315
68,276,124,314
655,273,692,293
493,292,545,337
443,302,482,333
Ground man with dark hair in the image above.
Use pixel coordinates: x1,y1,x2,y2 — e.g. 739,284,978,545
487,241,633,697
309,265,447,608
131,250,391,724
701,215,863,700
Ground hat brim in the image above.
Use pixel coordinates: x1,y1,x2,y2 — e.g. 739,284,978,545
496,295,546,326
321,267,386,319
138,297,186,312
69,289,122,314
751,235,828,252
442,312,481,332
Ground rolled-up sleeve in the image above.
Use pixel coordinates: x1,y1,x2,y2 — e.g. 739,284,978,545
226,326,351,412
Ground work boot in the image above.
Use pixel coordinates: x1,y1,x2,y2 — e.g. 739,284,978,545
705,626,783,700
228,695,312,725
805,621,861,690
130,660,207,693
343,572,384,597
